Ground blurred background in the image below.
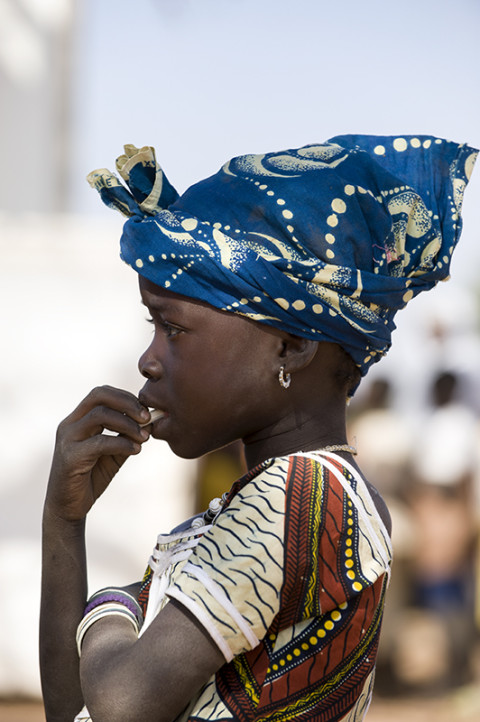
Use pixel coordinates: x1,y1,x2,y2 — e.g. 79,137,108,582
1,0,480,719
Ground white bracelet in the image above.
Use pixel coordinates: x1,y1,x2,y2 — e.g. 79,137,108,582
76,602,140,657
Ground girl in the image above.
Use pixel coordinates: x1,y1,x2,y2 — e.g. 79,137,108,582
40,136,477,721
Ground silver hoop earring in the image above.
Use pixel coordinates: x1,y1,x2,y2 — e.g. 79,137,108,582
278,365,291,389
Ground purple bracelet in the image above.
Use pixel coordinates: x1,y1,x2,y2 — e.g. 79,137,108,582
84,587,144,627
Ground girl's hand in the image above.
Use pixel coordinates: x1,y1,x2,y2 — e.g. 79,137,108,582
45,385,152,522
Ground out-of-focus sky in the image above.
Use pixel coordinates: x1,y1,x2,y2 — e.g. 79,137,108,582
68,0,480,279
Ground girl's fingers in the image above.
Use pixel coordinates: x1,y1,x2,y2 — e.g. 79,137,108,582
64,386,150,427
46,387,152,521
52,418,148,487
75,433,143,464
67,406,150,444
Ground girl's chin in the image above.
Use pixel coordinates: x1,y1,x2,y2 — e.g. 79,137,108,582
164,435,232,461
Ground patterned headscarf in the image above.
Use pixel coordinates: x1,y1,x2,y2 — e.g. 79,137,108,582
88,135,477,376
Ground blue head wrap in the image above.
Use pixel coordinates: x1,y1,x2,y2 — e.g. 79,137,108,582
88,136,477,376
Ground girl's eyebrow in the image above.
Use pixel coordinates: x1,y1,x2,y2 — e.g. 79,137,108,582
140,298,170,311
141,298,188,319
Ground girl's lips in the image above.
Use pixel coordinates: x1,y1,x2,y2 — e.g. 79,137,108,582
140,409,166,427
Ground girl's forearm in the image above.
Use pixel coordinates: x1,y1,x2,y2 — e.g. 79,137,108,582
40,507,88,721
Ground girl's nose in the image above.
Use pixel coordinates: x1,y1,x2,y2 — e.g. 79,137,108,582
138,345,163,380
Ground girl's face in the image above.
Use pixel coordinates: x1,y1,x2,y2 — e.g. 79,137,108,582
138,277,285,459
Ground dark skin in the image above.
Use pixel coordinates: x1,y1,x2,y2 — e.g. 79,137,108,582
40,277,390,722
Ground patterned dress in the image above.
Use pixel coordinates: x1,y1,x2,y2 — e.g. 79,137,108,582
138,452,392,722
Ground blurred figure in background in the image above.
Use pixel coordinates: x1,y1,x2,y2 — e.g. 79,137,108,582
352,368,480,694
349,378,413,500
401,370,479,691
349,378,416,693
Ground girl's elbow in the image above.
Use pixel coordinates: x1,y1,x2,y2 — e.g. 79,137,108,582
83,689,142,722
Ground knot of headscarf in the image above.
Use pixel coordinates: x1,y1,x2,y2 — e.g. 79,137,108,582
87,135,477,376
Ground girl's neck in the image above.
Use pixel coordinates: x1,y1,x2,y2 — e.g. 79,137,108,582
243,406,348,470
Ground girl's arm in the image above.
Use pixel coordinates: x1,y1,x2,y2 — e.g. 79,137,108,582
78,599,225,722
40,386,151,721
40,511,87,721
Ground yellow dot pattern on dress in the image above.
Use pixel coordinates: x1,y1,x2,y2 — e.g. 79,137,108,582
265,605,347,676
342,488,364,593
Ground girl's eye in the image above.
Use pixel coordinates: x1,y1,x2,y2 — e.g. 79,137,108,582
163,323,182,338
145,316,182,338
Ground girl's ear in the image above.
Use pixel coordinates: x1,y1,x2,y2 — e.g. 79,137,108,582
278,334,318,373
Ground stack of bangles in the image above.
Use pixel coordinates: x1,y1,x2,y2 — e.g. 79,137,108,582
76,587,144,657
